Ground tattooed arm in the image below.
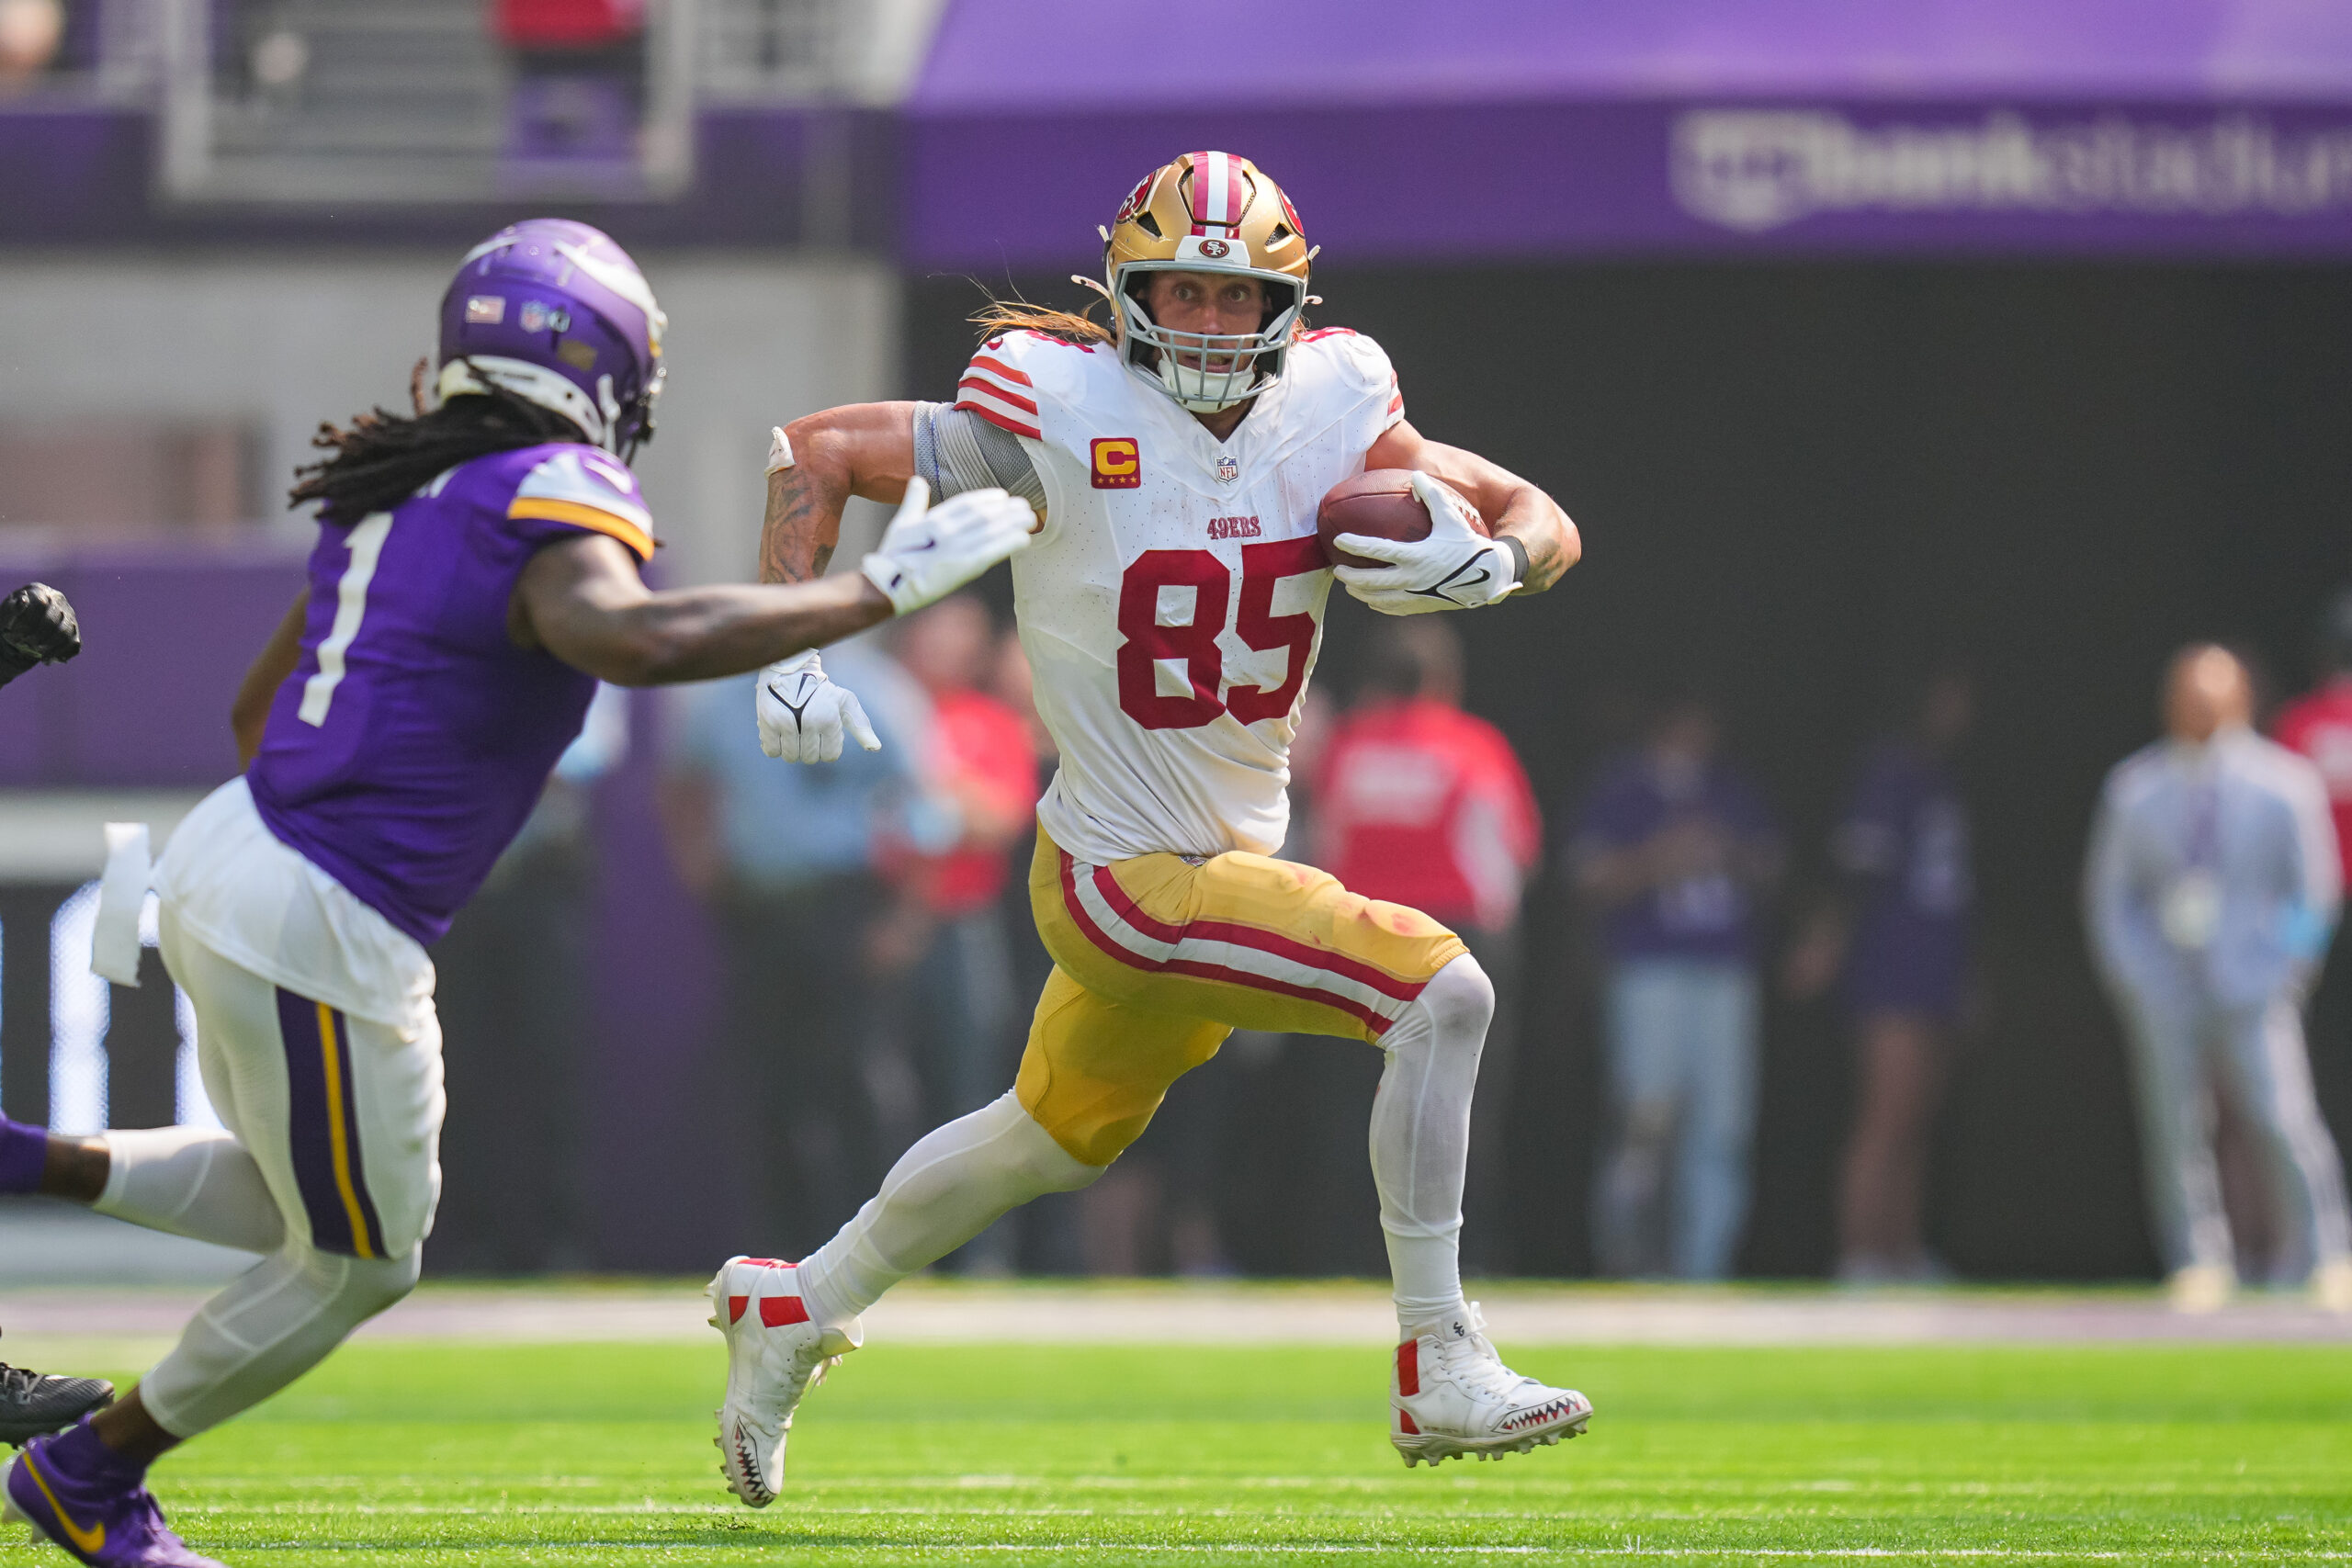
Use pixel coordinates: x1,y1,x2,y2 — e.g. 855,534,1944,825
759,401,922,584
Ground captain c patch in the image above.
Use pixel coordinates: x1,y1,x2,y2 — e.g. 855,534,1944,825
1091,436,1142,490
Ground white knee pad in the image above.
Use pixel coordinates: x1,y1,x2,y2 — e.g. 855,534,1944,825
327,1246,424,1321
140,1243,419,1439
1414,953,1496,1050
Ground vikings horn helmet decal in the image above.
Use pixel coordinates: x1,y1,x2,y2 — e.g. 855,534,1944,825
1102,152,1313,413
436,218,668,458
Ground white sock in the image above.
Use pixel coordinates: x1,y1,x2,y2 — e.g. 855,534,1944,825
1372,953,1490,1337
139,1242,418,1438
797,1091,1100,1328
96,1125,285,1256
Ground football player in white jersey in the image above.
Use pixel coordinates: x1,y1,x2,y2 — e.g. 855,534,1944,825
709,151,1586,1500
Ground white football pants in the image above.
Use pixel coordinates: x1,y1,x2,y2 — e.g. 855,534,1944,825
87,911,444,1438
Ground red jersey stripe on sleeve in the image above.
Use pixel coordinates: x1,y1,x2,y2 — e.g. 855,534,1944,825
958,374,1039,416
954,385,1042,440
967,354,1033,387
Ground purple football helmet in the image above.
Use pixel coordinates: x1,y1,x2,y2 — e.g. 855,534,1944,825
437,219,666,457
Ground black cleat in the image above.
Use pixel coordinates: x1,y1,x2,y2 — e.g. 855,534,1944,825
0,1334,114,1447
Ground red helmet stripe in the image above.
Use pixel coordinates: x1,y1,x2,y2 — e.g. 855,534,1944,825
1186,150,1246,235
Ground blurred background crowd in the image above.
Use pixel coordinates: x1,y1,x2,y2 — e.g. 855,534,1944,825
415,600,2352,1302
6,0,2352,1293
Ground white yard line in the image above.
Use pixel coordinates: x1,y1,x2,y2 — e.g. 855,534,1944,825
2,1280,2349,1348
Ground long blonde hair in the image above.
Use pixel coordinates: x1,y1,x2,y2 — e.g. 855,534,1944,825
969,290,1113,347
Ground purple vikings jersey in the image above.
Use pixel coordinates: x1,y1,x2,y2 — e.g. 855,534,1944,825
1573,754,1780,964
247,442,654,944
1835,739,1973,1018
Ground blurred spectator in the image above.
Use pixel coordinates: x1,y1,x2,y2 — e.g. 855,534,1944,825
1317,619,1540,1272
1789,669,1976,1284
2273,588,2352,889
2085,644,2352,1313
983,632,1086,1274
493,0,644,161
1573,693,1782,1280
0,0,62,93
2272,590,2352,1266
888,595,1038,1271
431,682,627,1273
660,640,934,1258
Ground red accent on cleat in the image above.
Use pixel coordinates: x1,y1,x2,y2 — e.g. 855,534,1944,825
1397,1408,1419,1435
1396,1341,1419,1397
760,1294,810,1328
729,1295,749,1324
742,1258,792,1269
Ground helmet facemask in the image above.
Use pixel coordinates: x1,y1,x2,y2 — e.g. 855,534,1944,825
1114,264,1303,413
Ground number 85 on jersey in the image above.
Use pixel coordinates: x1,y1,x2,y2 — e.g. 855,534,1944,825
1115,536,1325,732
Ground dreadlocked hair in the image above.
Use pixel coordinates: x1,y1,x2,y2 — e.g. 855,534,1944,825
969,289,1113,348
289,360,585,527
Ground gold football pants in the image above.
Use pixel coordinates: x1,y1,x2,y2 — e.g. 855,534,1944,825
1016,827,1468,1166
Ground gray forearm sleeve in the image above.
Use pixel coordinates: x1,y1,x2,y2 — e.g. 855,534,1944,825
911,401,1047,512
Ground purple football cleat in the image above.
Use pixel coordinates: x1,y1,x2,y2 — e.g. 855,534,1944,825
4,1427,221,1567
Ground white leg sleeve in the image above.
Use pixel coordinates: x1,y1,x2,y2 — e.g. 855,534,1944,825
796,1091,1099,1327
94,1126,286,1257
1371,953,1492,1333
137,1242,418,1438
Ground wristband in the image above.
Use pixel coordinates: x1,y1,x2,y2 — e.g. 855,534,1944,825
1497,533,1530,590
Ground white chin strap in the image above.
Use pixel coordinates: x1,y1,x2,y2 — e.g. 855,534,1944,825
1118,294,1301,413
435,356,610,448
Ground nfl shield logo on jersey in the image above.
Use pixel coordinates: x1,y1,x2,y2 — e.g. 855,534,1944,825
1216,454,1240,483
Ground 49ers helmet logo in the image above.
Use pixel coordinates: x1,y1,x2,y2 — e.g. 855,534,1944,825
1091,436,1142,489
1198,238,1231,258
1114,172,1157,223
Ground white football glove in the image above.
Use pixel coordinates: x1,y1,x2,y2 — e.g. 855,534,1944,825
861,478,1036,616
1333,470,1520,615
755,649,880,763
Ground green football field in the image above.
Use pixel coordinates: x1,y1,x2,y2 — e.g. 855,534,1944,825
6,1336,2349,1565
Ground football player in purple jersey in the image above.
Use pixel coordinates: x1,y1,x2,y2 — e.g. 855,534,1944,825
0,219,1035,1568
0,584,119,1450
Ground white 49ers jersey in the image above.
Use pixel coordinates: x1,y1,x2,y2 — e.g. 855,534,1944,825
956,326,1405,863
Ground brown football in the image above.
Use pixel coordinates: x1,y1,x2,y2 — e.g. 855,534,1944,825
1316,468,1487,570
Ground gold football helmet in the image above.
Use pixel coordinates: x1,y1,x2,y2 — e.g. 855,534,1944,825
1092,151,1315,412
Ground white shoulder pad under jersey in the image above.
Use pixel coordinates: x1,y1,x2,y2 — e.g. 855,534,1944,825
974,325,1407,864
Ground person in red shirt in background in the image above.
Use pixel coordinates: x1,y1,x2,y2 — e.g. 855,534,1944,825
2271,589,2352,1201
1316,619,1542,1272
2275,592,2352,886
888,594,1040,1270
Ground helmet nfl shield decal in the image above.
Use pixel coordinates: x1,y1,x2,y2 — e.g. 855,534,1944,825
1103,152,1314,413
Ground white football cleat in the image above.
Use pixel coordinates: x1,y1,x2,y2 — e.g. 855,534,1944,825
1391,1303,1590,1467
707,1255,862,1507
